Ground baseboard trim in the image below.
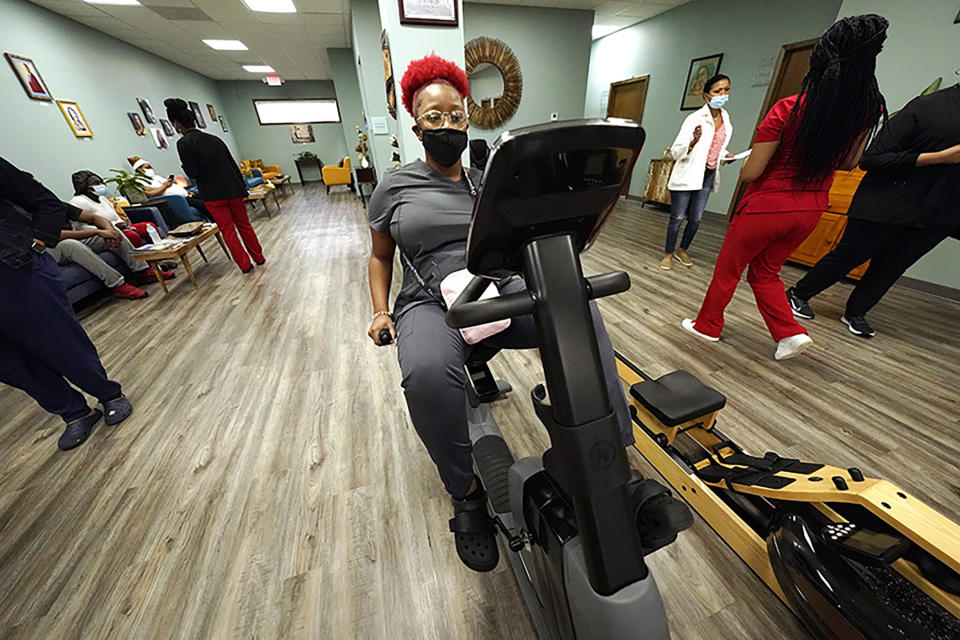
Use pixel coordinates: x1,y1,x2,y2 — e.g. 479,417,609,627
898,276,960,302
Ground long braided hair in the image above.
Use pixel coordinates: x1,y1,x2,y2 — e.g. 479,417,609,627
788,14,889,184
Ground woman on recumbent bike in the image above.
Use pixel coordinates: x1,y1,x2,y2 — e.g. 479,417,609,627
366,55,671,572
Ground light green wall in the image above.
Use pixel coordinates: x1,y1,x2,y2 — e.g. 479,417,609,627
0,0,240,202
351,0,400,174
836,0,960,291
463,3,593,144
215,80,348,183
584,0,841,211
329,48,366,168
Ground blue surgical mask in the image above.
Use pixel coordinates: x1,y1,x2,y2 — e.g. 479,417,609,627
709,95,729,109
91,184,108,197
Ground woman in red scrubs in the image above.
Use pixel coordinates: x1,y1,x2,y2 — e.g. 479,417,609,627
683,14,889,361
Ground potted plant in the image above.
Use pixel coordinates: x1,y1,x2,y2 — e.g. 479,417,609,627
295,150,318,162
104,168,151,204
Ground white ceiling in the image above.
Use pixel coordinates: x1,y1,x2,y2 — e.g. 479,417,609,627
28,0,688,81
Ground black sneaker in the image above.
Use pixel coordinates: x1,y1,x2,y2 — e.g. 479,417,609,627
786,287,814,319
842,314,876,338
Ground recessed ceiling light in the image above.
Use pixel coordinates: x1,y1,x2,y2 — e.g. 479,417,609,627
203,39,248,51
243,65,275,73
241,0,296,13
84,0,141,5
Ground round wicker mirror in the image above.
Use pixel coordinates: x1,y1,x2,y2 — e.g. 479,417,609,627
464,37,522,130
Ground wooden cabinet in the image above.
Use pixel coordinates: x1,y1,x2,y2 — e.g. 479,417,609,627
787,168,870,279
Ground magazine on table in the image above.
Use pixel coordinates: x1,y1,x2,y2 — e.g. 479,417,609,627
132,238,181,252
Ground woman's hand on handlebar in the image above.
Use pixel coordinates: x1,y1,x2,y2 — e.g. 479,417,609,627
368,313,396,346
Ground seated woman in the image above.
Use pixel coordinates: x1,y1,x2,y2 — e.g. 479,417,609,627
46,206,173,300
366,55,633,572
69,170,158,247
130,157,210,222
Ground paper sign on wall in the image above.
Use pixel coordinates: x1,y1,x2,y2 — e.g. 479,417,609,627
371,116,389,135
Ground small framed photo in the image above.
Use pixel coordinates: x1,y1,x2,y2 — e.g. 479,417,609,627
290,124,314,144
160,118,175,136
5,52,53,100
398,0,457,26
189,101,206,128
150,127,168,149
57,100,93,137
681,53,723,110
128,112,146,136
207,103,217,120
218,115,228,133
137,97,157,123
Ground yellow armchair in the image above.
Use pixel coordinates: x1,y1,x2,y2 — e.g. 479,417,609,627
241,159,282,181
322,157,352,194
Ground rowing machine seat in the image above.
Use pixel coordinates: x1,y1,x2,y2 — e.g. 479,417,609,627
630,371,726,427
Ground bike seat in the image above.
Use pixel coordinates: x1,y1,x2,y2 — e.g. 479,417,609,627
630,371,726,427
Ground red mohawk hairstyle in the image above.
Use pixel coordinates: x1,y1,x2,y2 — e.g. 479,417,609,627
400,54,470,118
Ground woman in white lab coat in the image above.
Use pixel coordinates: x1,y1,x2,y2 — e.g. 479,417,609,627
661,74,735,270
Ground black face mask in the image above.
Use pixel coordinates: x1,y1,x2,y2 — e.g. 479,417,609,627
421,128,468,167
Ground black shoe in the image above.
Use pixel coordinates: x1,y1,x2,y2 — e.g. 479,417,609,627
842,314,875,338
254,259,266,266
786,287,814,320
449,483,500,572
58,409,103,451
102,395,133,426
241,265,254,274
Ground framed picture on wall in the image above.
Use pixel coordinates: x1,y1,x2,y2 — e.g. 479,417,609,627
57,100,93,137
680,53,723,110
137,97,157,123
398,0,457,26
381,30,397,119
160,118,175,136
4,53,53,100
128,112,146,136
219,115,228,133
290,124,315,143
189,101,206,128
207,103,217,120
150,127,168,149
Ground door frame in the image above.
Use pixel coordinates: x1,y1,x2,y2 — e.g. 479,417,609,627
725,38,818,218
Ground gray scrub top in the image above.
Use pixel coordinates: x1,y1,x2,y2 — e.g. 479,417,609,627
369,159,481,318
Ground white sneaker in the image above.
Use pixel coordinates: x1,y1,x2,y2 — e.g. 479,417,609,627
681,318,719,342
775,333,813,360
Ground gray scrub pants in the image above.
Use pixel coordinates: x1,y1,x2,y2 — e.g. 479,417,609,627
46,235,146,289
395,279,633,499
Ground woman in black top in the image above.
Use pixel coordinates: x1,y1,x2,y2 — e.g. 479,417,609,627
164,98,265,273
787,84,960,337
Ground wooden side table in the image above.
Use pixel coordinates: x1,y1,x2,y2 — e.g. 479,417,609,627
354,167,378,206
131,224,230,294
641,158,674,207
294,157,323,184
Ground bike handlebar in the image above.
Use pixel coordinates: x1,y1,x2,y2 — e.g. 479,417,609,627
445,271,631,329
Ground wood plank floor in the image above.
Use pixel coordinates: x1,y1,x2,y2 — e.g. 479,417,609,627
1,185,957,639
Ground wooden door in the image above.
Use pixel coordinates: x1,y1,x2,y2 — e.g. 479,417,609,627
726,39,817,217
607,76,649,122
607,75,650,192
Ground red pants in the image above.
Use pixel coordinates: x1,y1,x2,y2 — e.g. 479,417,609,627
122,222,158,248
205,197,264,271
694,211,821,341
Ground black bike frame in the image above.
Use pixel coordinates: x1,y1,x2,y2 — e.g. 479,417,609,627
521,233,648,595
